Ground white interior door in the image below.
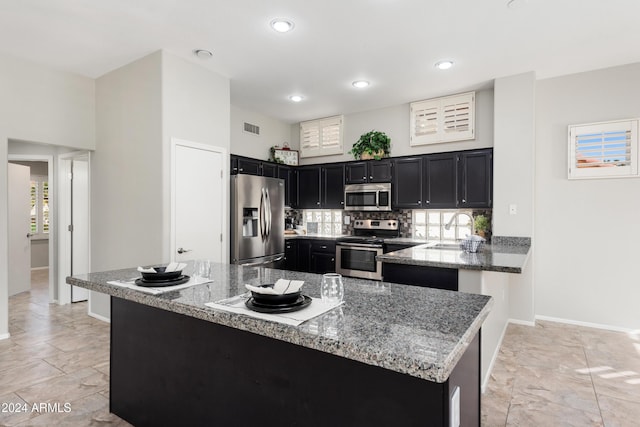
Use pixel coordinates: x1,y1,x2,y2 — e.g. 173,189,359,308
58,152,90,304
172,140,226,263
71,156,89,302
8,163,31,296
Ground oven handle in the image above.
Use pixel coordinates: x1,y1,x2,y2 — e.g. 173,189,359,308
336,242,384,249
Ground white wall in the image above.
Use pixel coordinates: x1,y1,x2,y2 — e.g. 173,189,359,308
0,53,95,339
161,52,230,261
535,63,640,330
294,90,494,165
493,72,536,324
91,51,164,319
230,105,292,159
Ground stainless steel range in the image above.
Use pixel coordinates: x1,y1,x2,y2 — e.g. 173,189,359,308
335,219,399,280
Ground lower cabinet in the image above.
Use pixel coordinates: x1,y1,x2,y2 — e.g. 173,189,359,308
281,239,335,274
382,263,458,291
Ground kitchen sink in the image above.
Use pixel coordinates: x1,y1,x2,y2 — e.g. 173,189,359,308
424,242,462,250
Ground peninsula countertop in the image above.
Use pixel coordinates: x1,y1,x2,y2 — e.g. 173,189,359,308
67,262,492,383
378,241,531,273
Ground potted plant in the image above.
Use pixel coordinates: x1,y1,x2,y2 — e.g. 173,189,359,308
349,130,391,160
474,214,490,238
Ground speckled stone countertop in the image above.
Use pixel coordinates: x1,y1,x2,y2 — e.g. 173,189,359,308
378,242,531,273
67,263,492,383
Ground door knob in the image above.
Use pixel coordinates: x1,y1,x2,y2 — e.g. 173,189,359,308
26,233,34,238
177,247,192,254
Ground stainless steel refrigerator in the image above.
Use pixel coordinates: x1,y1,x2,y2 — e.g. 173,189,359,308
230,174,285,267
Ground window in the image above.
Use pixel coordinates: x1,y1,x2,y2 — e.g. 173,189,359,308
413,210,473,241
304,210,343,235
410,92,475,146
30,175,50,238
300,115,344,158
568,119,638,179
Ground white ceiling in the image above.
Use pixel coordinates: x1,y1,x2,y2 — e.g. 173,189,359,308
1,0,639,124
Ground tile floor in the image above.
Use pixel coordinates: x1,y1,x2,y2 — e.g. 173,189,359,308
1,269,639,426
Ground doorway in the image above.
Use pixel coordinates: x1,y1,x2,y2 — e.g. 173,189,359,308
7,155,54,301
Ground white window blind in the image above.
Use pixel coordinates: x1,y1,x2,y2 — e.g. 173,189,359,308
300,115,344,158
568,119,638,179
410,92,475,146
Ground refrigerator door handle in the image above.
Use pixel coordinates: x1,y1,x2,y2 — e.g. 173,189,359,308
265,188,271,239
259,188,265,241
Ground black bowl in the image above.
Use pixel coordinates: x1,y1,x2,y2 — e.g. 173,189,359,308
140,267,183,282
250,284,301,305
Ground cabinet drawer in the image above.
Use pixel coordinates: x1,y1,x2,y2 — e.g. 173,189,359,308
311,241,336,253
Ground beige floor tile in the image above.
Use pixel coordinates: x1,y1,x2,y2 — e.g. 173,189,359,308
15,367,108,406
0,392,40,426
506,398,604,426
0,360,64,396
43,344,110,374
597,393,640,427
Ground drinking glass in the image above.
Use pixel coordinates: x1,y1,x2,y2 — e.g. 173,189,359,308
321,273,344,304
194,259,211,281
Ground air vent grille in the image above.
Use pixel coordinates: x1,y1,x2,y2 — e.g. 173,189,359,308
244,122,260,135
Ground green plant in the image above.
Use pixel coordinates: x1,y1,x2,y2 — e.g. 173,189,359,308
349,130,391,160
474,215,490,233
269,146,284,164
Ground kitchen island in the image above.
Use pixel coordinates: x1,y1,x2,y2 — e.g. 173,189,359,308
68,263,492,427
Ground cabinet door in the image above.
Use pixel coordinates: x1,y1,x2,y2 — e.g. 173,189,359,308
368,160,392,182
392,157,423,209
345,162,368,184
310,252,336,274
423,153,458,209
297,167,321,208
237,157,261,175
284,240,298,271
261,162,278,178
278,166,298,208
458,150,492,208
230,156,239,175
322,164,345,209
297,240,311,272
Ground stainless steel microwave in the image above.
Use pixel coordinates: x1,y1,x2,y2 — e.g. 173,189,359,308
344,183,392,211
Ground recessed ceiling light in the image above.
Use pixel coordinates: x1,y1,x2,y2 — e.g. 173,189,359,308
435,60,454,70
194,49,213,59
352,80,370,88
289,95,304,102
270,19,295,33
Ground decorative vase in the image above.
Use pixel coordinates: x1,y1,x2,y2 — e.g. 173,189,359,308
360,150,385,160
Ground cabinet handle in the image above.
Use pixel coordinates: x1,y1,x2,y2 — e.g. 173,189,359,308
462,199,466,203
316,201,320,205
363,176,366,180
331,258,335,262
239,168,244,172
426,200,430,204
418,200,421,205
370,176,373,179
321,245,327,249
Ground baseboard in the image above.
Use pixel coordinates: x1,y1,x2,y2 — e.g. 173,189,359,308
508,318,536,327
481,321,510,394
0,332,10,341
535,315,636,334
30,266,49,271
88,311,111,324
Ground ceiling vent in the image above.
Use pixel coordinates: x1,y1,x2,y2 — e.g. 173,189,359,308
244,122,260,136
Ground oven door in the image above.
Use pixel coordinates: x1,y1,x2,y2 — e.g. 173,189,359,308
335,243,383,281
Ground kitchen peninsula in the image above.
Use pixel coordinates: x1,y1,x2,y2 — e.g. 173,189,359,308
68,263,492,427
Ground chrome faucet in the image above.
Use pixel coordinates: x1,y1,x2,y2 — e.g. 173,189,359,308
444,212,475,237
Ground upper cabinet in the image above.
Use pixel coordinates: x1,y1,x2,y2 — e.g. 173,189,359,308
410,92,475,146
297,166,321,209
392,157,423,209
423,153,457,208
322,164,345,209
345,160,392,184
278,165,298,209
457,149,492,208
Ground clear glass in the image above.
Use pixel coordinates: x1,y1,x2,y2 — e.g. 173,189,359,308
313,211,322,223
333,223,342,235
428,212,440,224
194,259,211,280
442,226,456,241
428,226,441,240
323,211,332,223
321,273,344,304
414,211,426,224
414,225,426,238
323,223,332,235
305,211,313,223
333,211,342,223
443,212,455,225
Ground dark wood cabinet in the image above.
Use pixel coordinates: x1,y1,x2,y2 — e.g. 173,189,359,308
310,241,336,274
236,157,262,175
278,165,298,208
383,263,458,291
296,240,312,273
297,166,321,209
230,157,239,175
284,239,298,271
458,149,492,208
423,153,458,209
345,160,392,184
322,164,345,208
392,157,423,209
261,162,278,178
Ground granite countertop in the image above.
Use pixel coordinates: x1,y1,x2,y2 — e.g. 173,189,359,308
67,262,492,383
378,241,531,273
284,233,348,240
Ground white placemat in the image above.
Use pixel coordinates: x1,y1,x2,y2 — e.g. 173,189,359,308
107,276,212,295
205,296,343,326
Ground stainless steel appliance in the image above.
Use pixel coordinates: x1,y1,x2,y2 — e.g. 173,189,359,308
344,183,392,211
336,219,399,280
231,174,285,267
